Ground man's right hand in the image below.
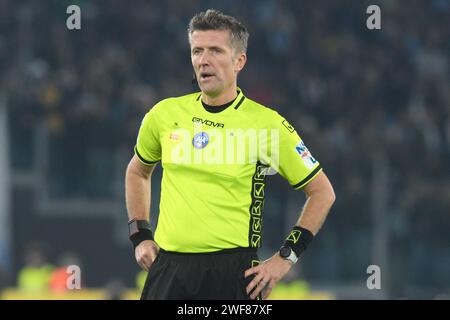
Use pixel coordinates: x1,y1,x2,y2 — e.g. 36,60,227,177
135,240,160,272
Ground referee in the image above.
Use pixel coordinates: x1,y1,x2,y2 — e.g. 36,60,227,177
125,9,335,300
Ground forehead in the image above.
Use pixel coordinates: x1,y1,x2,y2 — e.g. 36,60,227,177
190,29,232,48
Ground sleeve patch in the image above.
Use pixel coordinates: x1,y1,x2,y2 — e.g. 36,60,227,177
295,141,318,170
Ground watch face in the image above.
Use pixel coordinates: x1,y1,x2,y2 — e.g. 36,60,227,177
280,246,291,258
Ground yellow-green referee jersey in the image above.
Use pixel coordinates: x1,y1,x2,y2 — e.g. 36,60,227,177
134,89,322,253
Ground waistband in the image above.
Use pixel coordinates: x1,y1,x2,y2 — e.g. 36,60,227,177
159,247,257,256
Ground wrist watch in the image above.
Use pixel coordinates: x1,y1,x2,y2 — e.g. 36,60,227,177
279,246,298,264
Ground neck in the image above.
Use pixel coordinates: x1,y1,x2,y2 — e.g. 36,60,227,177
202,85,238,106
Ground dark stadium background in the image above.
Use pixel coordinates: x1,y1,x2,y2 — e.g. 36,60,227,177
0,0,449,299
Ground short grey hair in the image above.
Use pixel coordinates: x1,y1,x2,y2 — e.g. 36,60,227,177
188,9,249,54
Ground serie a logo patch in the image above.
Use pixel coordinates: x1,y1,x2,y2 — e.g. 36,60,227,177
295,141,317,169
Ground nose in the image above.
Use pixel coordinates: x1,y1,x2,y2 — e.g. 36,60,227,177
198,51,210,66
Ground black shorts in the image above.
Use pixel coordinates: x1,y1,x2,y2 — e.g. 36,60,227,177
140,248,262,300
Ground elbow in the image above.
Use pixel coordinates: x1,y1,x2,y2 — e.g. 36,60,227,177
329,187,336,206
326,185,336,207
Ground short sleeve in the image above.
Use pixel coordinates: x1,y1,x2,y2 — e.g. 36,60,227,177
134,106,161,165
268,114,322,189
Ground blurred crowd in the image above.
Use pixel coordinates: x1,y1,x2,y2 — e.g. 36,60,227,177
0,242,133,299
1,0,449,298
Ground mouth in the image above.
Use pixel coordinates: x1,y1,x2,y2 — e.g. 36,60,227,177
199,72,215,81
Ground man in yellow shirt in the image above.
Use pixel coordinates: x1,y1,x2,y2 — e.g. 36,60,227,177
125,9,335,300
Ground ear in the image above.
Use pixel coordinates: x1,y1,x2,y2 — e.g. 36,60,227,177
234,52,247,73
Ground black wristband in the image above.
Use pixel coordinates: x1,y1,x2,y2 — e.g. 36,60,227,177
128,219,154,250
130,229,154,250
282,226,314,258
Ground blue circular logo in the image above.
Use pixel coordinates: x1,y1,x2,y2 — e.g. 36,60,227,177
192,132,209,149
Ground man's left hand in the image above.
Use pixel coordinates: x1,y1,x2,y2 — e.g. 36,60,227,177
244,253,294,300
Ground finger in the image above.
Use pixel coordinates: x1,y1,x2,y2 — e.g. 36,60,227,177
138,260,149,272
250,276,270,300
244,265,261,278
139,256,152,269
262,280,276,300
137,253,153,269
143,242,158,258
144,255,154,268
150,251,159,263
246,272,264,295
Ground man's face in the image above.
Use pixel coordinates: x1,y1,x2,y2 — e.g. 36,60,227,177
190,29,246,97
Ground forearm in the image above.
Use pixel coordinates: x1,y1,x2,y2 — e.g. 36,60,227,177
125,166,152,222
296,189,335,235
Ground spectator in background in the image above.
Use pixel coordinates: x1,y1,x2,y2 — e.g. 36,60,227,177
17,243,54,292
49,252,82,292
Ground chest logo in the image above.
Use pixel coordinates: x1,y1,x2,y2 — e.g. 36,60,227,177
192,117,224,128
192,132,210,149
